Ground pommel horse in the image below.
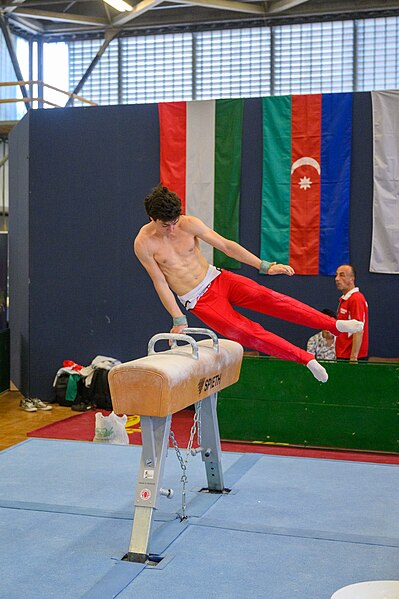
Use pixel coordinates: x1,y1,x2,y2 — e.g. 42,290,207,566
109,328,243,563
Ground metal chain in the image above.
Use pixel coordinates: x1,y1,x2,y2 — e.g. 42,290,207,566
186,407,200,459
169,428,188,520
169,408,201,521
195,400,202,446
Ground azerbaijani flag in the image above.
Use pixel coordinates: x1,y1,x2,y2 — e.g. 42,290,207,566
159,99,243,268
261,93,352,275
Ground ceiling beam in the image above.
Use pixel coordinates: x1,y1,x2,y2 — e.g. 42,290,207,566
65,29,117,106
9,13,45,32
268,0,311,14
11,6,108,25
268,0,399,17
3,0,29,15
0,12,30,110
112,0,164,27
168,0,265,15
9,0,99,6
8,0,399,38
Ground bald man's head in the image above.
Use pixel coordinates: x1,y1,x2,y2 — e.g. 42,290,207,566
335,264,356,294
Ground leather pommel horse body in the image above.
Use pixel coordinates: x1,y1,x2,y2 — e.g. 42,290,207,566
109,328,243,563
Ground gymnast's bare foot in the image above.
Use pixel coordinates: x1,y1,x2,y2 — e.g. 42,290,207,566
336,319,364,334
306,359,328,383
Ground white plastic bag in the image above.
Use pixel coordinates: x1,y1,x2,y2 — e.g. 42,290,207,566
93,411,129,445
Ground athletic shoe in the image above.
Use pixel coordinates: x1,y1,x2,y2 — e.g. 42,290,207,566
71,402,92,412
31,398,53,411
20,398,37,412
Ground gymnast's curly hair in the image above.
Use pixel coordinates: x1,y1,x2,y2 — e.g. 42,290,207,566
144,184,182,221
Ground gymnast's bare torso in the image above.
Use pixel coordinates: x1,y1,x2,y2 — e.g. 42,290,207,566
134,215,210,297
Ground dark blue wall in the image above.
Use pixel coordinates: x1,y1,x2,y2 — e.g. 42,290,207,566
9,96,399,402
9,115,30,393
0,233,7,330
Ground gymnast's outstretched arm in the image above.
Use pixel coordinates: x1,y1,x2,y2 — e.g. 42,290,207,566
183,216,295,277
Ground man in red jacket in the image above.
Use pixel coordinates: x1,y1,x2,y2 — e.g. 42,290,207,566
335,264,369,361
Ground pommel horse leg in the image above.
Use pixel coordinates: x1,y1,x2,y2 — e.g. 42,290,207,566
128,414,172,563
195,392,224,491
108,328,243,564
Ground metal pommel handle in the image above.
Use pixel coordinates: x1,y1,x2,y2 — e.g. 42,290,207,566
147,333,199,360
173,327,219,353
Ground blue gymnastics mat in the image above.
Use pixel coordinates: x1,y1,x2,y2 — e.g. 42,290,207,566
0,438,398,599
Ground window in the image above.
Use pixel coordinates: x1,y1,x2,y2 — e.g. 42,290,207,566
195,28,271,99
356,17,399,91
273,20,354,95
121,33,192,104
0,35,28,120
43,42,69,108
63,15,399,105
69,38,119,105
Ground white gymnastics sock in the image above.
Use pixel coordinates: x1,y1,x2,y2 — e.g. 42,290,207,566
306,359,328,383
336,319,364,334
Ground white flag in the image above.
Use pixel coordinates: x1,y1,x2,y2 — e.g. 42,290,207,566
370,91,399,274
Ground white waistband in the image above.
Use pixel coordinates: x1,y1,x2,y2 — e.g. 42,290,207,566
177,265,221,310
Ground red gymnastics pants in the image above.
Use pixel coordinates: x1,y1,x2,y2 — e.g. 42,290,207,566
191,270,340,365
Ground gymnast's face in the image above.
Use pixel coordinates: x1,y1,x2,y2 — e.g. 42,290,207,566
335,265,355,294
152,217,180,235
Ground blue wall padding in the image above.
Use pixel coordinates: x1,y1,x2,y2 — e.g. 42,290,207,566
8,114,30,394
9,95,399,401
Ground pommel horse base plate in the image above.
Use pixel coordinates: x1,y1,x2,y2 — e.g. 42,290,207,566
108,329,243,564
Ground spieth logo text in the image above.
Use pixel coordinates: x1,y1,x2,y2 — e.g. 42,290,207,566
198,373,222,395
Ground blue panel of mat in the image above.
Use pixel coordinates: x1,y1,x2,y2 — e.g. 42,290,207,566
0,507,132,599
118,525,399,599
81,561,145,599
0,439,241,517
0,439,140,513
205,454,399,540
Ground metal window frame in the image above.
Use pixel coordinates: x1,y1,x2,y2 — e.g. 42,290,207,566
3,13,399,111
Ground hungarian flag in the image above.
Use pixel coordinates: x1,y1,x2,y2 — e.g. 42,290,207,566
261,93,352,275
370,91,399,274
159,99,243,268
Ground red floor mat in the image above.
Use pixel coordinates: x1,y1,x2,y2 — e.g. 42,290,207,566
26,408,399,465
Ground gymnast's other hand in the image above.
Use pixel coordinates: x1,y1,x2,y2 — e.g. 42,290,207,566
268,263,295,276
170,325,187,335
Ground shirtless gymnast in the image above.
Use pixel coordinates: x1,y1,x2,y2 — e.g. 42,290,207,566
134,185,364,382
